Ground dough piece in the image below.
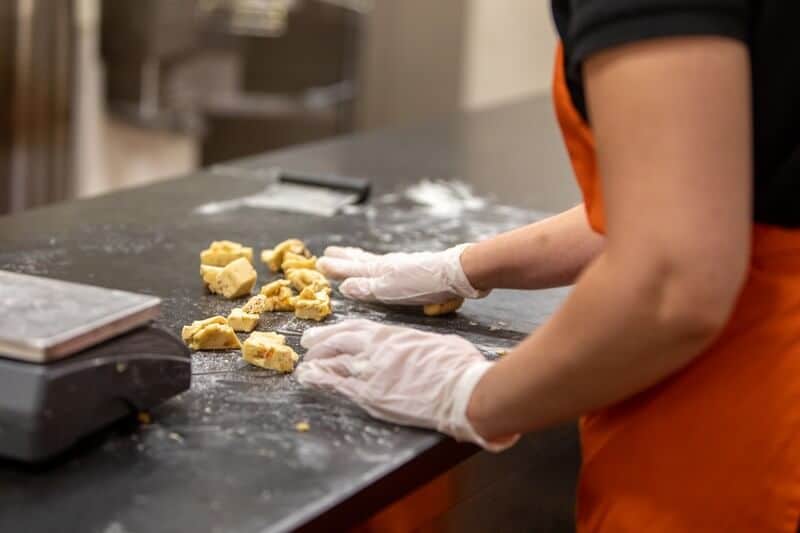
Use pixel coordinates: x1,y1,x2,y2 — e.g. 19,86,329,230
281,252,317,273
227,308,260,332
181,316,242,351
259,279,296,311
200,264,222,290
423,298,464,316
208,257,257,299
242,294,272,314
242,331,299,373
201,259,256,298
292,287,332,321
200,240,254,266
286,268,330,294
261,239,310,272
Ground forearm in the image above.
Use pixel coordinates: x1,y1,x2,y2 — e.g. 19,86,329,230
461,204,604,291
467,251,736,440
467,37,753,441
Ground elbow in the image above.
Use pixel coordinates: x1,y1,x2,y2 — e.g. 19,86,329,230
633,253,748,346
658,285,736,345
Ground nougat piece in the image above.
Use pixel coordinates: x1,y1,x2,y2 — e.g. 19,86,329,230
200,240,253,267
259,279,295,311
201,259,256,298
292,287,332,321
242,331,299,373
242,294,272,314
182,315,226,344
286,268,330,294
423,298,464,316
227,307,260,332
261,239,310,272
281,251,317,273
181,316,242,351
209,257,257,299
200,264,223,290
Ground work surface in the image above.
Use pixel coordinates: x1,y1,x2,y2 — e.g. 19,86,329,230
0,96,582,533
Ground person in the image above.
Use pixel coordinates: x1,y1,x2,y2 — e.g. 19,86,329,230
296,2,800,531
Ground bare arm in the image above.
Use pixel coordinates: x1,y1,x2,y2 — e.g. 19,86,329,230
467,36,752,439
461,204,605,290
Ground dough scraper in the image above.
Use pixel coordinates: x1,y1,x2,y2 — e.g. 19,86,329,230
225,169,371,217
0,271,191,462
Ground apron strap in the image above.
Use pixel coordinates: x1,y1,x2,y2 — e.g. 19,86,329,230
552,42,606,234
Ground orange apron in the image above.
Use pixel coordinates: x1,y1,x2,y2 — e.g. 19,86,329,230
553,44,800,532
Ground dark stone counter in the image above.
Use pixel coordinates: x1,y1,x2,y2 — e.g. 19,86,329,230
0,96,581,533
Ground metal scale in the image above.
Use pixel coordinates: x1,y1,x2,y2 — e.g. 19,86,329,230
0,271,191,462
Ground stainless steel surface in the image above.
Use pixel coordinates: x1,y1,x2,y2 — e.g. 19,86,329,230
4,0,76,214
101,0,363,157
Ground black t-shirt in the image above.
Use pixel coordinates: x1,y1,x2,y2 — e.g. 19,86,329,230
551,1,800,227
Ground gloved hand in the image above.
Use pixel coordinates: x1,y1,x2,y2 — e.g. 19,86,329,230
295,319,518,452
316,244,489,305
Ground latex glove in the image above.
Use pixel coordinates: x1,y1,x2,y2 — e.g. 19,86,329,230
296,319,518,452
316,244,489,305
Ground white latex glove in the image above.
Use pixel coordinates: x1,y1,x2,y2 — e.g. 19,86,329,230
296,319,518,452
316,244,489,305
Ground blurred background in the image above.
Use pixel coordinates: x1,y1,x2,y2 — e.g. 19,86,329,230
0,0,556,215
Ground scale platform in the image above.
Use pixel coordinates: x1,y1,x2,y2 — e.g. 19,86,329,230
0,272,191,462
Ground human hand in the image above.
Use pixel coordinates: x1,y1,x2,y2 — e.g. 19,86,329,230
295,319,518,452
316,244,489,305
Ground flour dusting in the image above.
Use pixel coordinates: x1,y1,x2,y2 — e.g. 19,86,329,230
346,179,550,253
403,179,487,216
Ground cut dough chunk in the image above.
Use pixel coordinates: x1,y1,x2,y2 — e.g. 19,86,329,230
200,240,253,266
281,251,317,273
227,308,260,332
286,268,330,294
242,294,271,314
259,279,296,311
242,331,299,373
200,264,223,290
182,315,227,343
423,298,464,316
205,257,257,299
181,316,242,351
201,259,256,298
292,287,332,321
261,239,311,272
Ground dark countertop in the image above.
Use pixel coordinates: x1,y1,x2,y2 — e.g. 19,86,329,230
0,96,582,533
